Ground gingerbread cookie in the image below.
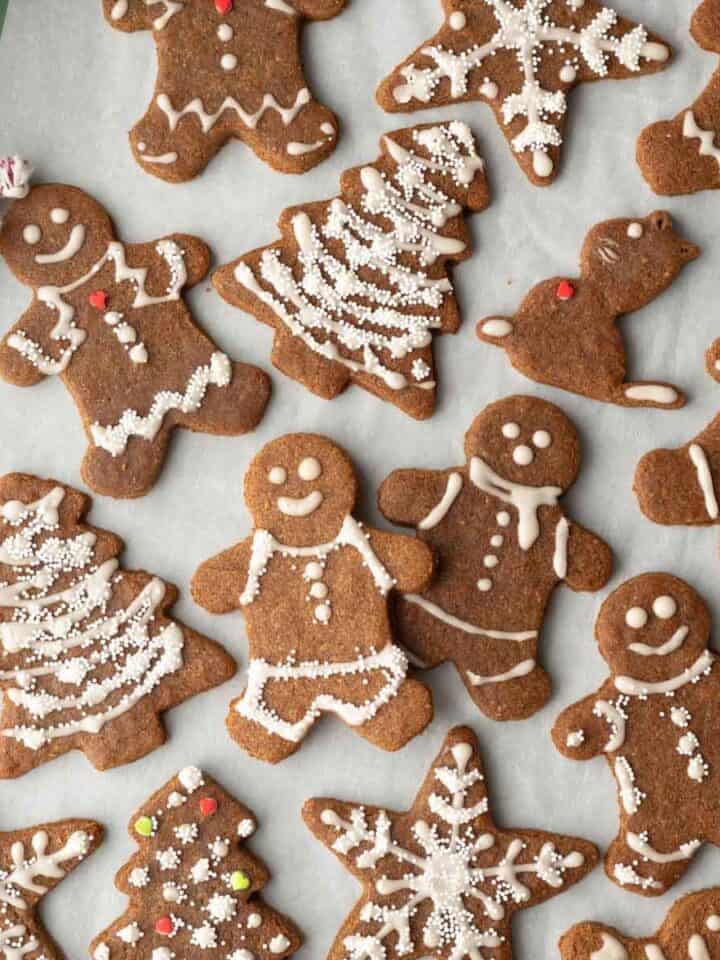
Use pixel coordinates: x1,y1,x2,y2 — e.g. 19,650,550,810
560,888,720,960
378,395,612,721
192,433,434,763
638,0,720,196
213,122,489,419
0,473,235,778
376,0,670,186
91,765,301,960
0,174,270,498
103,0,344,182
0,817,102,960
552,572,720,896
303,726,598,960
478,212,699,408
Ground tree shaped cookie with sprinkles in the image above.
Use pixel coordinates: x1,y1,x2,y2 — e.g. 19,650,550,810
379,396,612,721
553,573,720,896
102,0,345,182
304,726,598,960
638,0,720,196
376,0,670,186
213,122,489,419
0,818,102,960
0,473,235,778
560,887,720,960
91,766,302,960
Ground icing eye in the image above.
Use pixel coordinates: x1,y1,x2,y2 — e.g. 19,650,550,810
512,445,534,466
625,606,648,629
627,222,643,240
50,208,70,225
532,430,552,449
298,457,322,481
502,422,520,439
268,466,287,485
22,225,41,245
653,595,677,619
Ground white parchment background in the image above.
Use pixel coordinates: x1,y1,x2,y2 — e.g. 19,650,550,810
1,0,720,956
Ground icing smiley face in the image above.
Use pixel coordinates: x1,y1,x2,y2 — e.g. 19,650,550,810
245,434,358,545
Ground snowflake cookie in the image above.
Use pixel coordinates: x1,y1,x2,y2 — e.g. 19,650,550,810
304,726,597,960
553,573,719,896
91,766,302,960
377,0,671,185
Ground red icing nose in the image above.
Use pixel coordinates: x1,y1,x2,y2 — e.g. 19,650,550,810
215,0,233,12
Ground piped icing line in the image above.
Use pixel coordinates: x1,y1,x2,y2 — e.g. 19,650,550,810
683,111,720,169
689,935,711,960
615,651,713,696
404,594,537,641
90,352,231,456
35,225,86,265
418,473,463,530
689,443,719,519
467,658,535,687
9,239,188,376
265,0,296,11
234,122,483,395
614,756,644,814
553,516,569,578
629,624,688,656
111,0,184,30
0,829,91,910
625,831,701,863
644,946,667,960
591,934,627,960
156,87,310,136
593,698,627,752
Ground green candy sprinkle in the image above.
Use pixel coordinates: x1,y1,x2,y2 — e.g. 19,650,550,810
134,816,154,838
231,870,251,891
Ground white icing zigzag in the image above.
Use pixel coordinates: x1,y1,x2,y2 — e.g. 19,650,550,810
683,110,720,169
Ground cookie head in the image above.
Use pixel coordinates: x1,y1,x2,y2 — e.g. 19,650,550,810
596,573,710,681
244,434,358,545
464,395,580,490
581,212,699,313
0,184,114,284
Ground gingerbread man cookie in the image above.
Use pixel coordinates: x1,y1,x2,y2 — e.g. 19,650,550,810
303,726,598,960
0,176,270,498
0,818,102,960
553,572,720,896
478,212,699,408
0,473,235,778
91,765,301,960
560,888,720,960
192,433,435,763
376,0,670,186
379,395,612,721
638,0,720,196
214,122,489,419
103,0,344,182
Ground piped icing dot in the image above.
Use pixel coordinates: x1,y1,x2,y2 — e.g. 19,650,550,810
479,80,499,98
304,561,323,580
627,221,643,239
310,582,328,599
298,456,322,480
134,816,154,837
22,225,41,245
490,534,504,547
449,11,467,29
51,208,70,224
496,511,510,526
707,916,720,932
477,578,492,591
231,870,252,891
483,554,498,568
625,606,648,629
559,64,577,82
652,595,676,619
221,53,238,71
532,430,551,448
269,466,287,485
217,23,233,41
513,444,534,466
315,603,331,623
502,422,520,439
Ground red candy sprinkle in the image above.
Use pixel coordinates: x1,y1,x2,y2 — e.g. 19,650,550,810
215,0,233,12
199,797,218,817
555,280,575,301
155,917,173,936
89,290,108,310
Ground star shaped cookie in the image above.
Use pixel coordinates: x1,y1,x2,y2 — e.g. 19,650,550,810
377,0,671,185
303,726,598,960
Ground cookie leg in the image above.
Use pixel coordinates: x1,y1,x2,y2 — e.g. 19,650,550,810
242,101,339,175
271,329,351,399
635,440,720,524
129,101,220,183
614,381,685,409
605,834,697,896
177,362,271,435
460,658,550,721
81,428,172,499
226,693,302,764
353,678,433,752
638,112,720,197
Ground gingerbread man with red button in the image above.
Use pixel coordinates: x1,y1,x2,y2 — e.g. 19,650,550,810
477,212,698,408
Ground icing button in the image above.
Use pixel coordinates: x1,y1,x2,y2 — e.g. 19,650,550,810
315,604,331,623
89,290,109,310
215,0,233,11
556,280,575,301
155,917,174,936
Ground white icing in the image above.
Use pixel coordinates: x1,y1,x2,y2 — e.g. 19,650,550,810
502,422,520,439
449,11,467,29
689,444,719,519
532,430,551,448
269,467,287,485
624,385,679,405
591,934,627,960
265,0,296,12
615,651,713,696
138,150,178,165
566,730,584,747
22,225,41,245
689,935,711,960
553,516,569,578
594,698,627,752
652,595,676,619
0,829,91,910
269,936,290,955
613,862,661,890
627,222,643,239
626,831,700,863
644,946,667,960
112,0,183,29
683,110,720,169
418,473,463,530
559,64,577,82
625,606,647,629
404,593,537,641
481,318,512,337
614,756,644,814
707,916,720,932
287,139,331,156
51,208,69,225
221,53,238,71
467,658,535,686
277,490,323,518
35,224,86,264
298,457,322,481
628,624,687,656
218,24,234,41
512,444,534,466
156,87,310,135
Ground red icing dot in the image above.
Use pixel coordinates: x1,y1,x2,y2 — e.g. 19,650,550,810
215,0,233,12
155,917,173,936
199,797,218,817
89,290,108,310
555,280,575,301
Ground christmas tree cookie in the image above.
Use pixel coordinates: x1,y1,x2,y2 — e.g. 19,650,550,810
0,473,235,778
91,766,302,960
214,122,489,419
0,818,102,960
304,726,598,960
376,0,670,186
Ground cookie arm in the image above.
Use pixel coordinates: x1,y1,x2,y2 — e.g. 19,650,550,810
563,522,613,592
0,302,65,386
102,0,158,30
551,683,616,760
378,469,455,528
191,539,254,615
366,528,434,594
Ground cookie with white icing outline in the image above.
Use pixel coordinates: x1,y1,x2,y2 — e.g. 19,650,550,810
213,122,490,420
91,765,301,960
303,726,598,960
560,887,720,959
552,572,720,896
638,0,720,196
478,212,699,408
378,395,612,721
191,433,434,763
376,0,670,186
0,473,235,778
0,817,102,960
0,177,270,498
102,0,344,182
